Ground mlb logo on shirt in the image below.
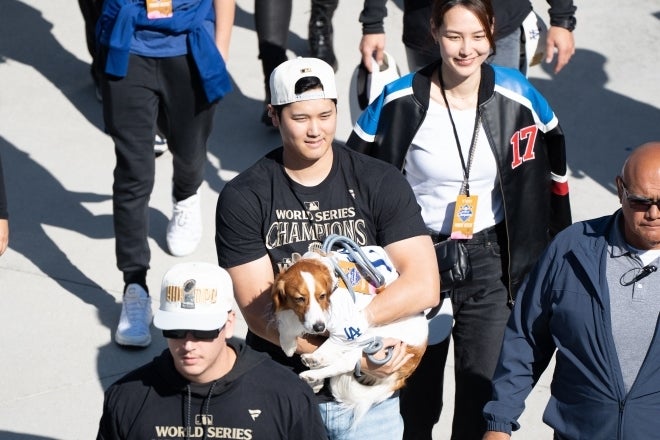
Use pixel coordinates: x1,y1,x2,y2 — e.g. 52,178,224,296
304,201,320,211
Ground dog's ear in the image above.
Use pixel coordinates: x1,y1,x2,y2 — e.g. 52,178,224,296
271,276,288,310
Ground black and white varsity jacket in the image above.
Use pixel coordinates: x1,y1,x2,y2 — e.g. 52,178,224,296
347,61,572,300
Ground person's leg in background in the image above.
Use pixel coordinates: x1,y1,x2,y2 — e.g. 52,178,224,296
404,47,436,72
254,0,338,127
400,337,450,439
254,0,292,126
77,0,103,94
101,53,160,348
402,0,437,72
154,103,169,157
488,28,524,72
309,0,339,71
158,55,217,258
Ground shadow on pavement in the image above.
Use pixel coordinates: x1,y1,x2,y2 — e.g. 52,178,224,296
1,134,168,417
0,0,104,131
531,48,660,196
0,431,57,440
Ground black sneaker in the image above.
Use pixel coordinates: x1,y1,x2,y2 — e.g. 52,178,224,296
309,11,338,71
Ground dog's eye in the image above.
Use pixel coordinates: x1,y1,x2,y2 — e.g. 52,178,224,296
318,293,327,300
294,296,306,304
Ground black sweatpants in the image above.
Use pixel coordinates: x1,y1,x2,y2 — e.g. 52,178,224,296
101,53,217,284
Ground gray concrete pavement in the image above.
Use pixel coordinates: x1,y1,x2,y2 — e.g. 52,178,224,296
0,0,658,438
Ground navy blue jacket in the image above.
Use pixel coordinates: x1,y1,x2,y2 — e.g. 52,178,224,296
484,212,660,439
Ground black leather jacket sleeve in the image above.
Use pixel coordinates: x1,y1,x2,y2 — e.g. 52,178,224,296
359,0,388,34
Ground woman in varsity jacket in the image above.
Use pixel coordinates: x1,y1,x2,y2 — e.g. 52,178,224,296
346,0,571,438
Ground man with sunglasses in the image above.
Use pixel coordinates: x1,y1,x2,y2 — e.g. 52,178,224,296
483,141,660,439
97,261,328,440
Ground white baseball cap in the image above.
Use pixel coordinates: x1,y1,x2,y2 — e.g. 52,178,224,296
269,57,338,105
521,11,548,68
154,262,234,331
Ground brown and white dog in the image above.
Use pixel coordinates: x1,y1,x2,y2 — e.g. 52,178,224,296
271,252,428,426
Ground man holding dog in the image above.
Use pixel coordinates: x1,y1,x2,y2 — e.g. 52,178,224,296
483,142,660,439
215,57,439,439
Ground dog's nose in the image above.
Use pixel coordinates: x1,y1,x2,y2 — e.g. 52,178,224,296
312,322,326,333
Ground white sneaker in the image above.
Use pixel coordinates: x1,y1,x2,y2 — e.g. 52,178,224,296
115,284,152,347
154,133,168,157
166,192,202,257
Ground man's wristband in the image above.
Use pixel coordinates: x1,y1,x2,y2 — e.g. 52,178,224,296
550,16,576,32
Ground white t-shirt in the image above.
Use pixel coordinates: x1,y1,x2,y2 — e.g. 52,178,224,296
404,98,504,235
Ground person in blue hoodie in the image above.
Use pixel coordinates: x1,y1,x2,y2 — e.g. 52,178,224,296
95,0,234,348
484,141,660,440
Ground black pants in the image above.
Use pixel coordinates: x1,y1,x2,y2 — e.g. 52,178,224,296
100,53,217,283
254,0,338,92
77,0,103,82
400,224,511,440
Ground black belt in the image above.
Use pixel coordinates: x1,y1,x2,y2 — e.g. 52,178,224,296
428,222,505,245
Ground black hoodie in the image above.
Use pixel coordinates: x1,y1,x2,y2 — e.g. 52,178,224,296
97,338,328,440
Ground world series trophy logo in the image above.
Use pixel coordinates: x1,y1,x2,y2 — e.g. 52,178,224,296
195,414,213,426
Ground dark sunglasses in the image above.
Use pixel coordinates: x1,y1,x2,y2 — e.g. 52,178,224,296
620,179,660,211
162,328,221,340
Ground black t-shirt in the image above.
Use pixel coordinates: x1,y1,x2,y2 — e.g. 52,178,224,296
216,143,427,372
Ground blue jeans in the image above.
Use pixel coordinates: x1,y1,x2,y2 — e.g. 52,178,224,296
400,224,511,440
320,396,403,440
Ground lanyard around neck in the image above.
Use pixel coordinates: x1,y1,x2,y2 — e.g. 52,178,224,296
438,70,481,196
